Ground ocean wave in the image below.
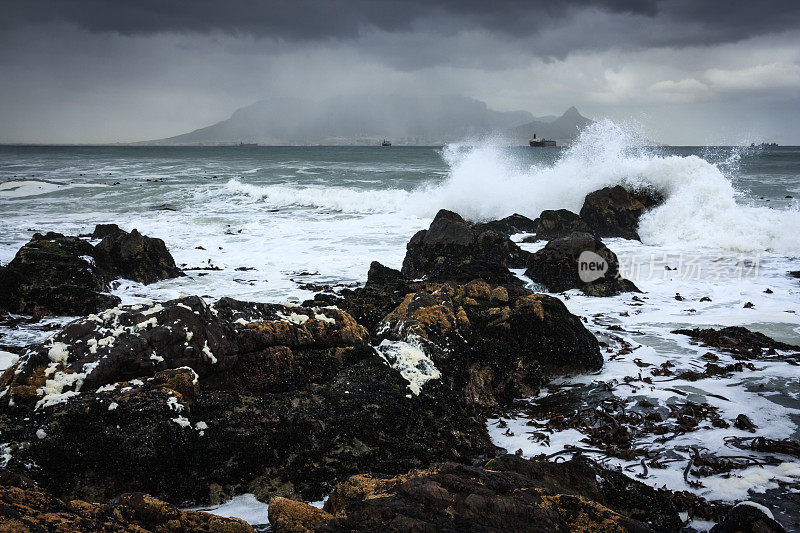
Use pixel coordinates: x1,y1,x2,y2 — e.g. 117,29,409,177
223,179,413,213
424,120,800,254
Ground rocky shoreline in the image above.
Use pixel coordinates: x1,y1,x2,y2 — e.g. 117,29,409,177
0,186,795,531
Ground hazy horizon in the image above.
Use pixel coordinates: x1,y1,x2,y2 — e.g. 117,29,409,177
1,1,799,146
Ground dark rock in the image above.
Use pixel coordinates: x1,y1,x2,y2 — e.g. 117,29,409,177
734,414,757,432
401,209,531,282
0,232,120,317
365,260,405,289
711,502,785,533
0,476,254,532
671,326,800,358
287,454,681,532
91,223,128,240
524,232,640,296
93,227,183,284
376,279,602,409
522,209,593,241
743,301,754,309
473,213,537,235
579,185,664,240
0,296,495,504
0,226,183,317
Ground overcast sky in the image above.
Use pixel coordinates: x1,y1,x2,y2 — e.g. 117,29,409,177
1,0,799,145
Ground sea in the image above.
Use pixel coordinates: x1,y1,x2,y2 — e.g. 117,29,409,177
1,120,799,530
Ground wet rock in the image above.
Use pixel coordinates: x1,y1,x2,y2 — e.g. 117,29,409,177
734,414,758,432
284,454,681,532
579,185,664,240
672,326,800,358
524,232,640,296
268,496,333,533
0,296,495,504
376,279,602,409
401,209,531,282
93,226,183,284
0,225,183,317
711,502,786,533
473,213,537,236
522,209,593,241
0,473,254,532
0,232,120,317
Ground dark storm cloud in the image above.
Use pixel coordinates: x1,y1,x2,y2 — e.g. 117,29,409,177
5,0,799,50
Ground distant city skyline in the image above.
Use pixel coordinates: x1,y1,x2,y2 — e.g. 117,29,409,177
1,0,799,145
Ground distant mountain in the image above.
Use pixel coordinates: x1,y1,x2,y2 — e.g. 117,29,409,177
146,95,537,146
506,107,593,145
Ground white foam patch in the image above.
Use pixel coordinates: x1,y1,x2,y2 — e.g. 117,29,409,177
377,336,441,396
186,493,269,526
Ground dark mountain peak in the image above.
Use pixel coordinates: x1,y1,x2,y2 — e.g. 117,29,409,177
560,106,582,119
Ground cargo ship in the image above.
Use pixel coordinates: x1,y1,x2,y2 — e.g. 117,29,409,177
381,139,392,146
529,134,556,147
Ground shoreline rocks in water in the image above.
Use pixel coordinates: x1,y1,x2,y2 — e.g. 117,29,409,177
523,208,593,241
0,225,182,318
672,326,800,358
401,209,531,283
525,231,640,296
579,185,664,241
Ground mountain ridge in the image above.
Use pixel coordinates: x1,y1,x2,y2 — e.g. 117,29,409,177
143,96,591,146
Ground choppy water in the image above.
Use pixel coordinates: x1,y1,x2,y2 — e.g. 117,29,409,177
1,121,800,529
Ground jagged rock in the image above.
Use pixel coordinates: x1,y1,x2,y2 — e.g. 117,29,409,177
376,279,602,409
0,296,495,504
268,496,333,533
0,225,182,317
522,209,593,241
672,326,800,358
274,454,681,532
93,226,183,284
90,223,128,240
473,213,537,236
0,472,254,532
579,185,664,240
524,232,640,296
710,502,786,533
401,209,530,282
0,232,120,317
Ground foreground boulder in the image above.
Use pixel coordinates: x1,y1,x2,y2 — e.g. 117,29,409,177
522,209,593,242
91,224,183,284
0,296,495,504
269,454,682,532
401,209,530,282
0,472,254,532
376,279,602,409
0,232,120,317
0,225,182,317
525,232,640,296
579,185,664,241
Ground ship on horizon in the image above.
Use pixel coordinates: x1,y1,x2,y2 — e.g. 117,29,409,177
237,142,258,147
529,133,556,147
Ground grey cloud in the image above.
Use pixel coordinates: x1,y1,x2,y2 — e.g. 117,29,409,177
4,0,799,52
